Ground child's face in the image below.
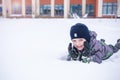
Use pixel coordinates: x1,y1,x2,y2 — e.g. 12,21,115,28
72,38,86,51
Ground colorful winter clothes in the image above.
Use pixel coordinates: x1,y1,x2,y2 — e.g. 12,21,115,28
87,31,113,63
67,23,120,64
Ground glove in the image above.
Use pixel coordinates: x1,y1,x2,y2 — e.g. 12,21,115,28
81,56,91,63
68,43,79,60
82,41,90,57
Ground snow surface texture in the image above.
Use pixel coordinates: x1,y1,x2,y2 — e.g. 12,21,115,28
0,18,120,80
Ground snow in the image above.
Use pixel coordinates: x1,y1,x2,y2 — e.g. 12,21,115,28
0,18,120,80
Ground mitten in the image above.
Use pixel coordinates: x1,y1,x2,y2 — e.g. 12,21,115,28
68,43,79,60
81,56,91,63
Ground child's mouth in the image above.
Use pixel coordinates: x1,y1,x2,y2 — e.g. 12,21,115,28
76,45,84,50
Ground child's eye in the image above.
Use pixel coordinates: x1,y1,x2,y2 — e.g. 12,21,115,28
72,40,76,42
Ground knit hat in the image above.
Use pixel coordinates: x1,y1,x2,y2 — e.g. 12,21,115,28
70,23,90,42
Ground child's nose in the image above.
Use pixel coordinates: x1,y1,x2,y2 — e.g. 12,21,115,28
76,42,81,46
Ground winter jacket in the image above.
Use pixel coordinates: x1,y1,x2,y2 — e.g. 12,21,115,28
88,31,113,63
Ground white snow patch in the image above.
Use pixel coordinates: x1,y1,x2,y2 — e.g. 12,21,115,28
0,18,120,80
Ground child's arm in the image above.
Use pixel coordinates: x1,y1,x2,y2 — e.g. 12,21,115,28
90,51,103,63
82,40,104,64
88,40,107,64
67,43,79,60
81,51,103,64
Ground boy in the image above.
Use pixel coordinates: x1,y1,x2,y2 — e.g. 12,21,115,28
67,23,120,63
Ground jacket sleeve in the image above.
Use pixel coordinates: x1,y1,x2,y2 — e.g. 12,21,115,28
91,51,103,63
90,40,105,64
89,31,113,64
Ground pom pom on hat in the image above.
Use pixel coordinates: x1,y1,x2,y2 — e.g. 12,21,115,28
70,23,90,43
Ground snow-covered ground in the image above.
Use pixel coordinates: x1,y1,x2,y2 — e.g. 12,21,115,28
0,18,120,80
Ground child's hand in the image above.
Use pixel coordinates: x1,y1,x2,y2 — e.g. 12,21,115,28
68,43,78,60
81,56,91,63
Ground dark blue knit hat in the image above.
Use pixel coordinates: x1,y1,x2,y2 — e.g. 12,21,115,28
70,23,90,42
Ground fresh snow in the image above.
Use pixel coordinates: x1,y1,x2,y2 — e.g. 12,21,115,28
0,18,120,80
